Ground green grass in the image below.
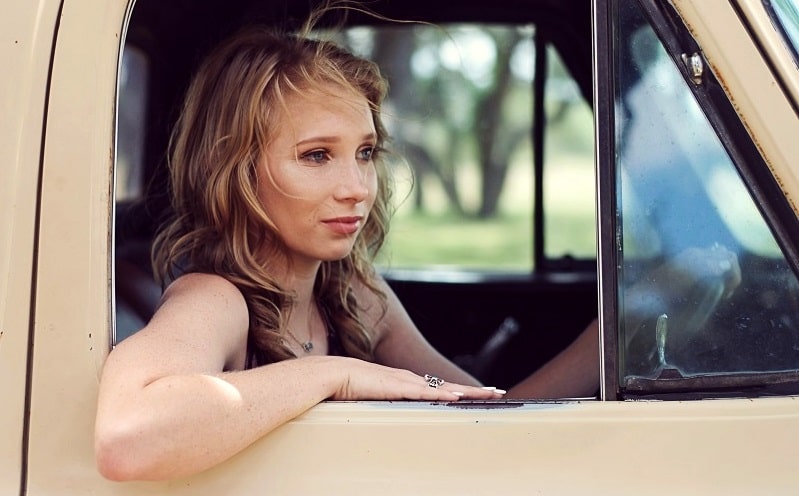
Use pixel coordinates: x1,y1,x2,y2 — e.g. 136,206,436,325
377,100,597,271
376,149,597,270
377,211,533,270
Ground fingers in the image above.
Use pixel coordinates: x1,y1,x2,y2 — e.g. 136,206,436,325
709,244,742,298
333,359,506,401
459,386,507,400
418,373,506,401
671,244,742,297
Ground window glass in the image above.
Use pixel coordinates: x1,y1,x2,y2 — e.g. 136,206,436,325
768,0,799,63
327,24,594,271
116,45,148,201
615,3,799,383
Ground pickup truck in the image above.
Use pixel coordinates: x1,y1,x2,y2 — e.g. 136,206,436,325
2,0,799,494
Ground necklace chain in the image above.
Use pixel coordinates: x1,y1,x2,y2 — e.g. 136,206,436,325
285,303,316,353
286,328,313,353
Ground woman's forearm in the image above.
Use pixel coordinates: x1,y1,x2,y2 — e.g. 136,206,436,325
95,355,344,481
506,319,599,399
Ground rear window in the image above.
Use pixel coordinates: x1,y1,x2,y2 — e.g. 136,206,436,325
325,23,595,272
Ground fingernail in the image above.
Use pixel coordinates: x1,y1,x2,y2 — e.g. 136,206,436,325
452,391,464,397
494,389,507,395
482,386,497,391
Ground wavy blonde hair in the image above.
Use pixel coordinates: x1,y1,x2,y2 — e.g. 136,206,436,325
153,19,392,366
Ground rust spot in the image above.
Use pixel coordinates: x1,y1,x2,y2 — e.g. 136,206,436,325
674,2,799,217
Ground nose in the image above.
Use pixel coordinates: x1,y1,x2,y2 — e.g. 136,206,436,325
334,159,371,203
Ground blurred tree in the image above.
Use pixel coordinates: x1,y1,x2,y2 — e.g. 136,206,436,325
348,25,532,218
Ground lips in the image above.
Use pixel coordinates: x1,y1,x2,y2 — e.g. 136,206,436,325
321,216,363,235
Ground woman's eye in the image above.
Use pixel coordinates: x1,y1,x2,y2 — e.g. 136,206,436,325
358,147,375,161
302,150,329,164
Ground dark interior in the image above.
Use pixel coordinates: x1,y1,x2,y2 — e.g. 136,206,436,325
115,0,598,390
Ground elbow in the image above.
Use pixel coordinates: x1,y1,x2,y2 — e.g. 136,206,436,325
95,438,131,481
95,428,139,481
94,424,160,482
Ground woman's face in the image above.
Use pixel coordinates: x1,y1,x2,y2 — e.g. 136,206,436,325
257,85,379,267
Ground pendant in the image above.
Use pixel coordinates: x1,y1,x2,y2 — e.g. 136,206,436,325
301,341,314,353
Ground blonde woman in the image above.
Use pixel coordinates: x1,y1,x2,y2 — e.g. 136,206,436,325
95,18,599,482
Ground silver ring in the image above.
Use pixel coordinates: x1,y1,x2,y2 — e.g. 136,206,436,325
424,374,445,388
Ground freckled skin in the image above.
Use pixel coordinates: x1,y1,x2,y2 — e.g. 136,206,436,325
257,88,378,271
95,86,504,482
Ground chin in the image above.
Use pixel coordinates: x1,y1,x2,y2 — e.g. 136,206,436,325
321,251,353,262
320,244,357,262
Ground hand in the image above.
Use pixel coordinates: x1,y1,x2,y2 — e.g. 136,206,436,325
639,244,741,304
664,244,741,299
624,243,742,375
331,357,505,402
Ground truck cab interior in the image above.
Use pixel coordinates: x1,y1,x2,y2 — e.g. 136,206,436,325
114,0,598,390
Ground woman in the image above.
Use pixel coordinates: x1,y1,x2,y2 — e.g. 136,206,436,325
95,19,599,482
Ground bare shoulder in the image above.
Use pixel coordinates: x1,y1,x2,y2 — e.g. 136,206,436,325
161,272,248,314
112,272,250,375
158,272,249,334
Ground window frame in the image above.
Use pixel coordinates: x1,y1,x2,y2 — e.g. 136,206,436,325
759,0,799,109
595,0,799,400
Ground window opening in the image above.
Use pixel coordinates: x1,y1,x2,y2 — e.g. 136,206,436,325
116,45,148,201
114,44,155,343
542,43,596,265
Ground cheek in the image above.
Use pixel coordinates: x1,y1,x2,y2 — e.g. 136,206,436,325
366,165,379,207
255,172,280,215
257,163,313,210
256,171,301,230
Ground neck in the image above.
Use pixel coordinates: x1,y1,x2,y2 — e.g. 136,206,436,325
270,255,324,354
268,252,321,301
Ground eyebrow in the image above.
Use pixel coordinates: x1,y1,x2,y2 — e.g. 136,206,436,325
295,133,377,147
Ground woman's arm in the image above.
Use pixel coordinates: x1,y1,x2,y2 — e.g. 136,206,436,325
96,273,329,480
366,276,501,390
95,273,498,481
506,319,600,399
367,276,599,399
